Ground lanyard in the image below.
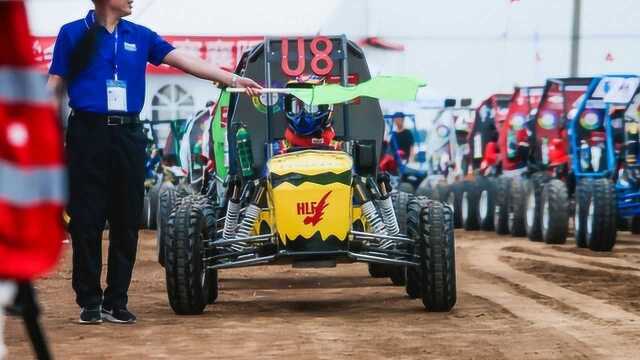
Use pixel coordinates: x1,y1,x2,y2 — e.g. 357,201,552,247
114,27,119,81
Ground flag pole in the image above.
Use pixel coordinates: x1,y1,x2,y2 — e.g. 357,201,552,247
226,88,293,94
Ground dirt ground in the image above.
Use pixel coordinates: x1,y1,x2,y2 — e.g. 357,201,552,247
6,229,640,359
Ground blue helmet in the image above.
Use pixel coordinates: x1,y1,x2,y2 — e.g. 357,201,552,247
284,78,333,136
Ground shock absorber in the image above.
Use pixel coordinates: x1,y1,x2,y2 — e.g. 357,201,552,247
355,180,387,235
223,176,242,240
375,174,400,235
235,182,265,238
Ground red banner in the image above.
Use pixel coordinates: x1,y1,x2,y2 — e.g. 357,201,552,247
32,35,263,74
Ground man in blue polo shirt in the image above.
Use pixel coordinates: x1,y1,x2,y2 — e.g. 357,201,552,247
48,0,261,325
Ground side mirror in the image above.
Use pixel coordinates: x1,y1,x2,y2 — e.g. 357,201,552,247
444,98,456,108
460,98,472,107
415,151,426,163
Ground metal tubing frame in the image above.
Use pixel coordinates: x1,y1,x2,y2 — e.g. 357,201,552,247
204,230,418,270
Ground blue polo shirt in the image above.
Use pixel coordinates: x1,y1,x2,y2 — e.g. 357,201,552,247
49,10,175,115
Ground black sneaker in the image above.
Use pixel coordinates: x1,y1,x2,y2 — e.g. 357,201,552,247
79,306,102,325
101,307,136,324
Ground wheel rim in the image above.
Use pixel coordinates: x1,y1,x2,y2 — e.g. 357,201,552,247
461,192,469,222
479,190,488,221
526,192,536,229
147,201,152,227
542,198,550,236
448,192,455,211
587,196,595,237
508,207,514,230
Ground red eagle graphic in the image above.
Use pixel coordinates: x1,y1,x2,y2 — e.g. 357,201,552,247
303,190,332,226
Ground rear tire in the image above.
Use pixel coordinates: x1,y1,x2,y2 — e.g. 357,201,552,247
148,183,161,230
388,191,412,286
494,177,512,235
585,179,617,251
508,179,527,237
415,178,432,197
525,181,543,241
368,264,388,278
156,182,177,267
446,183,463,229
461,181,480,230
430,184,449,202
165,195,218,314
408,197,456,312
541,179,568,244
631,217,640,234
141,194,151,229
398,182,415,194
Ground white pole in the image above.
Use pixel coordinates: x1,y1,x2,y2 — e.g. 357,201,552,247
225,88,294,94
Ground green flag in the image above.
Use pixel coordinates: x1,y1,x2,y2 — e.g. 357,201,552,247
211,90,230,178
289,76,426,105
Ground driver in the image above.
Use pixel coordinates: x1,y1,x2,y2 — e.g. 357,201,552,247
274,76,342,153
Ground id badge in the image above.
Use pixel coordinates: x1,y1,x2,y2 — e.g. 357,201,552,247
107,80,128,112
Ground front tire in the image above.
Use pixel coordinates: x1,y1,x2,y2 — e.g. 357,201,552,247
408,197,456,312
541,179,568,244
494,177,511,235
508,179,527,237
165,195,218,314
585,179,617,251
461,181,480,230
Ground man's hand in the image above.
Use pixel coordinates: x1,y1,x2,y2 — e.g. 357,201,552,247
163,49,262,96
234,76,262,97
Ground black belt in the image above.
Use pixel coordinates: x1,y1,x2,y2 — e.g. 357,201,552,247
72,111,140,126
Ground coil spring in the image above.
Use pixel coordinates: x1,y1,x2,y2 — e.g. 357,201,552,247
376,196,400,235
223,200,241,240
362,201,387,235
237,204,261,238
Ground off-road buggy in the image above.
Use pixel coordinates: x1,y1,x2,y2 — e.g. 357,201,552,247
450,94,511,231
163,36,456,314
143,105,214,266
516,78,592,244
414,99,475,229
491,86,544,235
559,75,640,250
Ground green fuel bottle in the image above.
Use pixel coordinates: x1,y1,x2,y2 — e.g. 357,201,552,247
236,126,254,178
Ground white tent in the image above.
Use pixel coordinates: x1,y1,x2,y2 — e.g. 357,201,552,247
26,0,640,114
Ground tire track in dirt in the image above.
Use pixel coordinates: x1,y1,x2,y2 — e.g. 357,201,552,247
501,256,640,316
498,241,639,269
457,232,640,359
460,270,638,360
465,241,640,323
500,251,640,276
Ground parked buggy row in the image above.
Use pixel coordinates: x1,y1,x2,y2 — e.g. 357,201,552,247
402,76,640,252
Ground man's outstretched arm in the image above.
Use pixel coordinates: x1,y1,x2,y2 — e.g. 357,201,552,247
163,50,262,96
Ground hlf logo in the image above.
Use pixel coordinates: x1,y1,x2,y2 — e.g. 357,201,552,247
297,191,332,226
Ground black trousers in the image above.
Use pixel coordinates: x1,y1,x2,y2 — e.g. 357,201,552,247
66,112,146,309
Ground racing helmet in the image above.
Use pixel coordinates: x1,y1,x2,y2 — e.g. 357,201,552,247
284,76,333,136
